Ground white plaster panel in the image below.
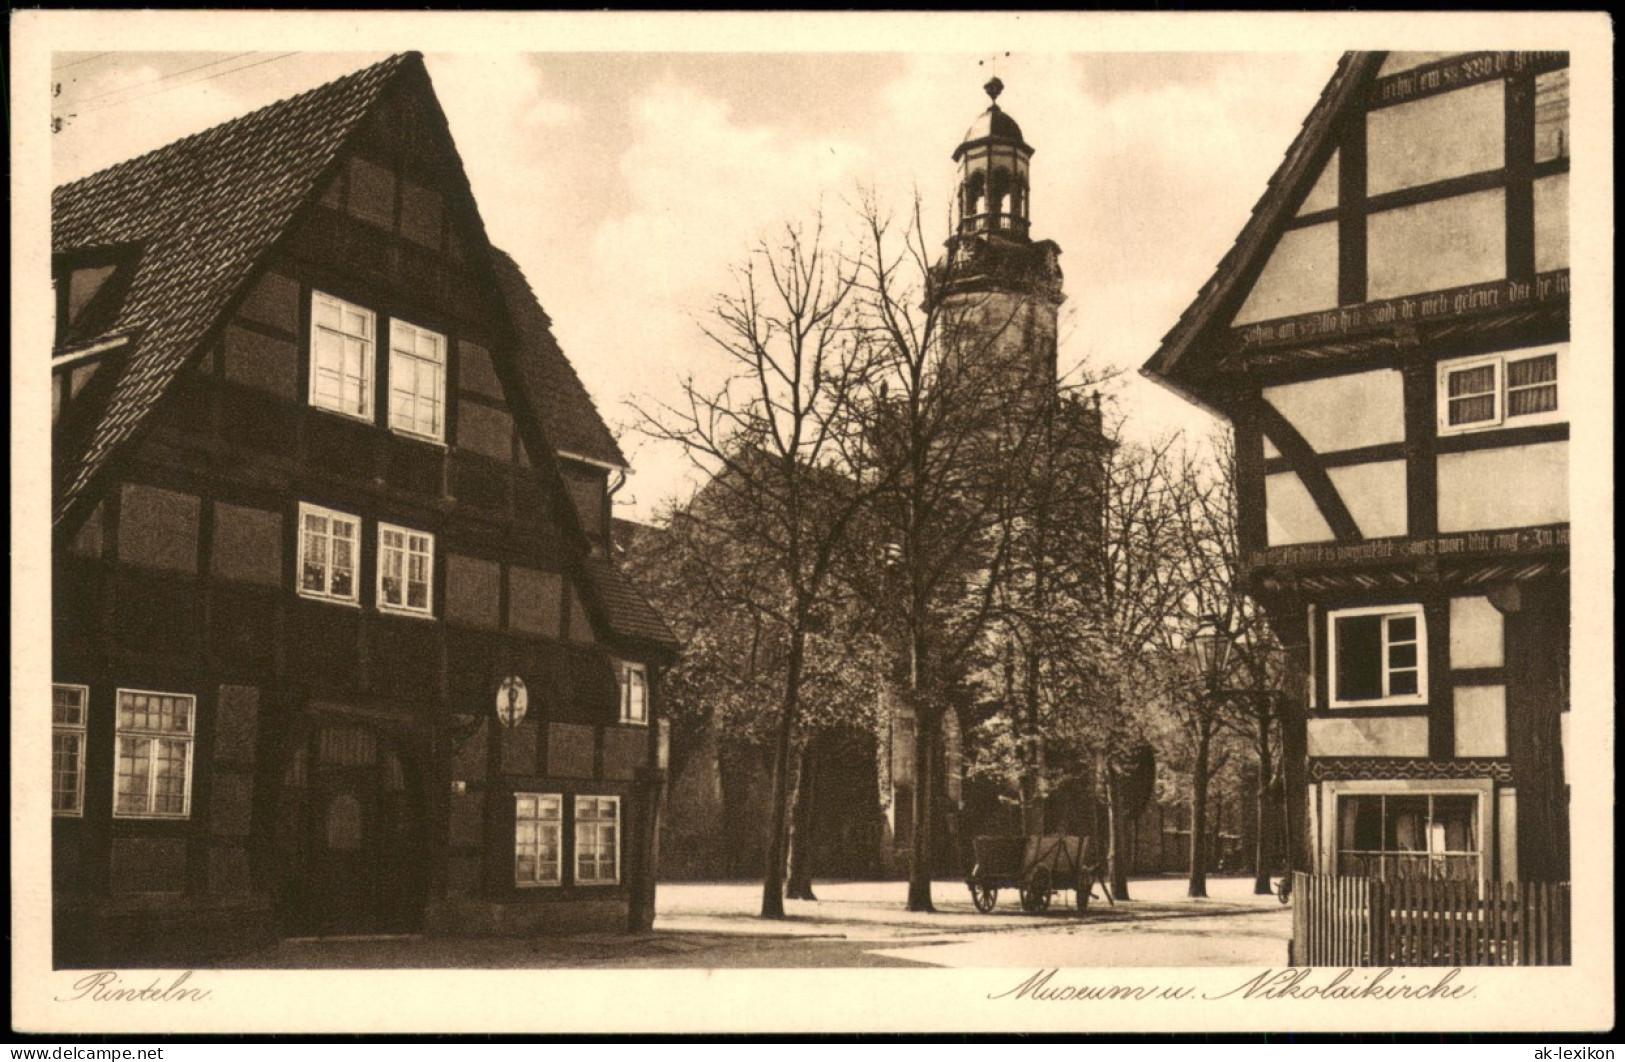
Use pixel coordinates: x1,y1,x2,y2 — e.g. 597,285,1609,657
1367,189,1506,301
1453,685,1508,757
1263,370,1405,452
1328,460,1408,539
1437,441,1568,532
1232,222,1339,326
1534,173,1569,273
1497,787,1518,881
1367,81,1505,196
1263,437,1281,460
1265,472,1333,546
1307,716,1429,757
1299,150,1339,215
1449,595,1504,668
1377,52,1460,76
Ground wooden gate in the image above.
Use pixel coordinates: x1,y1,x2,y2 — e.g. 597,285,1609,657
1291,873,1571,966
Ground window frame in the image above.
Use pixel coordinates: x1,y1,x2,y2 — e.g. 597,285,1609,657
376,521,436,618
297,502,362,606
573,794,621,886
1436,346,1567,435
1328,783,1489,885
619,660,649,726
53,683,89,817
387,318,448,444
514,792,563,888
1326,602,1429,709
308,290,377,423
112,688,196,820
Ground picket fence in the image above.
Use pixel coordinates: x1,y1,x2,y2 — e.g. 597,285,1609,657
1290,871,1570,966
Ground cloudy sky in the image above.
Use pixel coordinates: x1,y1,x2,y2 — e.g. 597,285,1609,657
50,43,1343,519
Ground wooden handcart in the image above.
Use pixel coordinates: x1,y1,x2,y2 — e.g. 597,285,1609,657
965,834,1112,914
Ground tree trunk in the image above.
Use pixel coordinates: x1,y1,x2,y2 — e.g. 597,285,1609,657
1187,721,1211,899
1022,647,1045,836
1106,764,1131,901
786,740,818,900
906,703,938,912
760,630,805,919
1252,698,1274,895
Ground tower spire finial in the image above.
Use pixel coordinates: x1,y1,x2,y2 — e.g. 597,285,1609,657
984,75,1004,104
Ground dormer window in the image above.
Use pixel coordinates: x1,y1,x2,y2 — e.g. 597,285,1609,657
310,291,376,422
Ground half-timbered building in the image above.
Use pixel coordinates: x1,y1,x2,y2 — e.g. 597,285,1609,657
51,53,678,965
1143,51,1570,885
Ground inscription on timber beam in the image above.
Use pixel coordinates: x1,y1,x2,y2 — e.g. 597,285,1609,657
1235,272,1568,350
1370,51,1568,108
1250,525,1568,569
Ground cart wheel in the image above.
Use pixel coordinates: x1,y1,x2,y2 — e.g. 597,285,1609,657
1021,867,1053,912
969,882,998,913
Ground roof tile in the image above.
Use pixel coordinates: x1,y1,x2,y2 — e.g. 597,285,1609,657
52,53,417,526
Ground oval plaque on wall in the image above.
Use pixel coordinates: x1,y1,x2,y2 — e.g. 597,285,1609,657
496,676,529,729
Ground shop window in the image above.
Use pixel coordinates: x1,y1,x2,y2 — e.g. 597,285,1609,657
618,661,648,725
310,291,376,421
298,502,360,604
1336,792,1480,881
53,684,88,816
1328,604,1427,707
1437,348,1565,434
389,320,447,442
515,793,563,887
113,689,195,819
378,522,435,616
574,795,620,885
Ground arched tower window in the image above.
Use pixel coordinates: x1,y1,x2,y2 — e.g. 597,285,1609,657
962,170,986,224
989,169,1011,231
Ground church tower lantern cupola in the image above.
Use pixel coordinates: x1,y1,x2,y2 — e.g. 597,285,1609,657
954,76,1034,241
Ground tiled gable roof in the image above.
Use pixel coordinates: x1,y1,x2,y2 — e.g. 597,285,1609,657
1140,52,1383,398
51,53,417,527
486,248,628,470
583,555,679,650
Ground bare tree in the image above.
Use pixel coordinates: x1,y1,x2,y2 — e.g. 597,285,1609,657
633,217,888,918
853,193,1061,912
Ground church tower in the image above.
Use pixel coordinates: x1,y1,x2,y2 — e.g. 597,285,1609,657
933,76,1066,393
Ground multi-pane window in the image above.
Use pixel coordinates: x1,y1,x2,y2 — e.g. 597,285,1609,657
1329,604,1427,707
377,523,434,615
575,796,620,885
299,503,360,604
53,684,88,816
310,291,376,421
1336,793,1481,881
1438,348,1565,433
515,793,562,887
389,320,447,442
1444,360,1498,428
619,661,648,725
114,689,195,819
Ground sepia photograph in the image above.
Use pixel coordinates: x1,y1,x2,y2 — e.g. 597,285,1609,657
11,10,1613,1037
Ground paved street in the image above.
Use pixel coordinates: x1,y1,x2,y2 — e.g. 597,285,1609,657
228,875,1290,969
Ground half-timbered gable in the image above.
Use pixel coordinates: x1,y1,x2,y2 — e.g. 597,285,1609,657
51,53,678,965
1143,51,1570,886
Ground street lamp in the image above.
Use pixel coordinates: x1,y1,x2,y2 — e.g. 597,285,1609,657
1191,613,1231,683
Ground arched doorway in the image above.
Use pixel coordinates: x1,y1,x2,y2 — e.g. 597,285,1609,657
276,720,426,936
